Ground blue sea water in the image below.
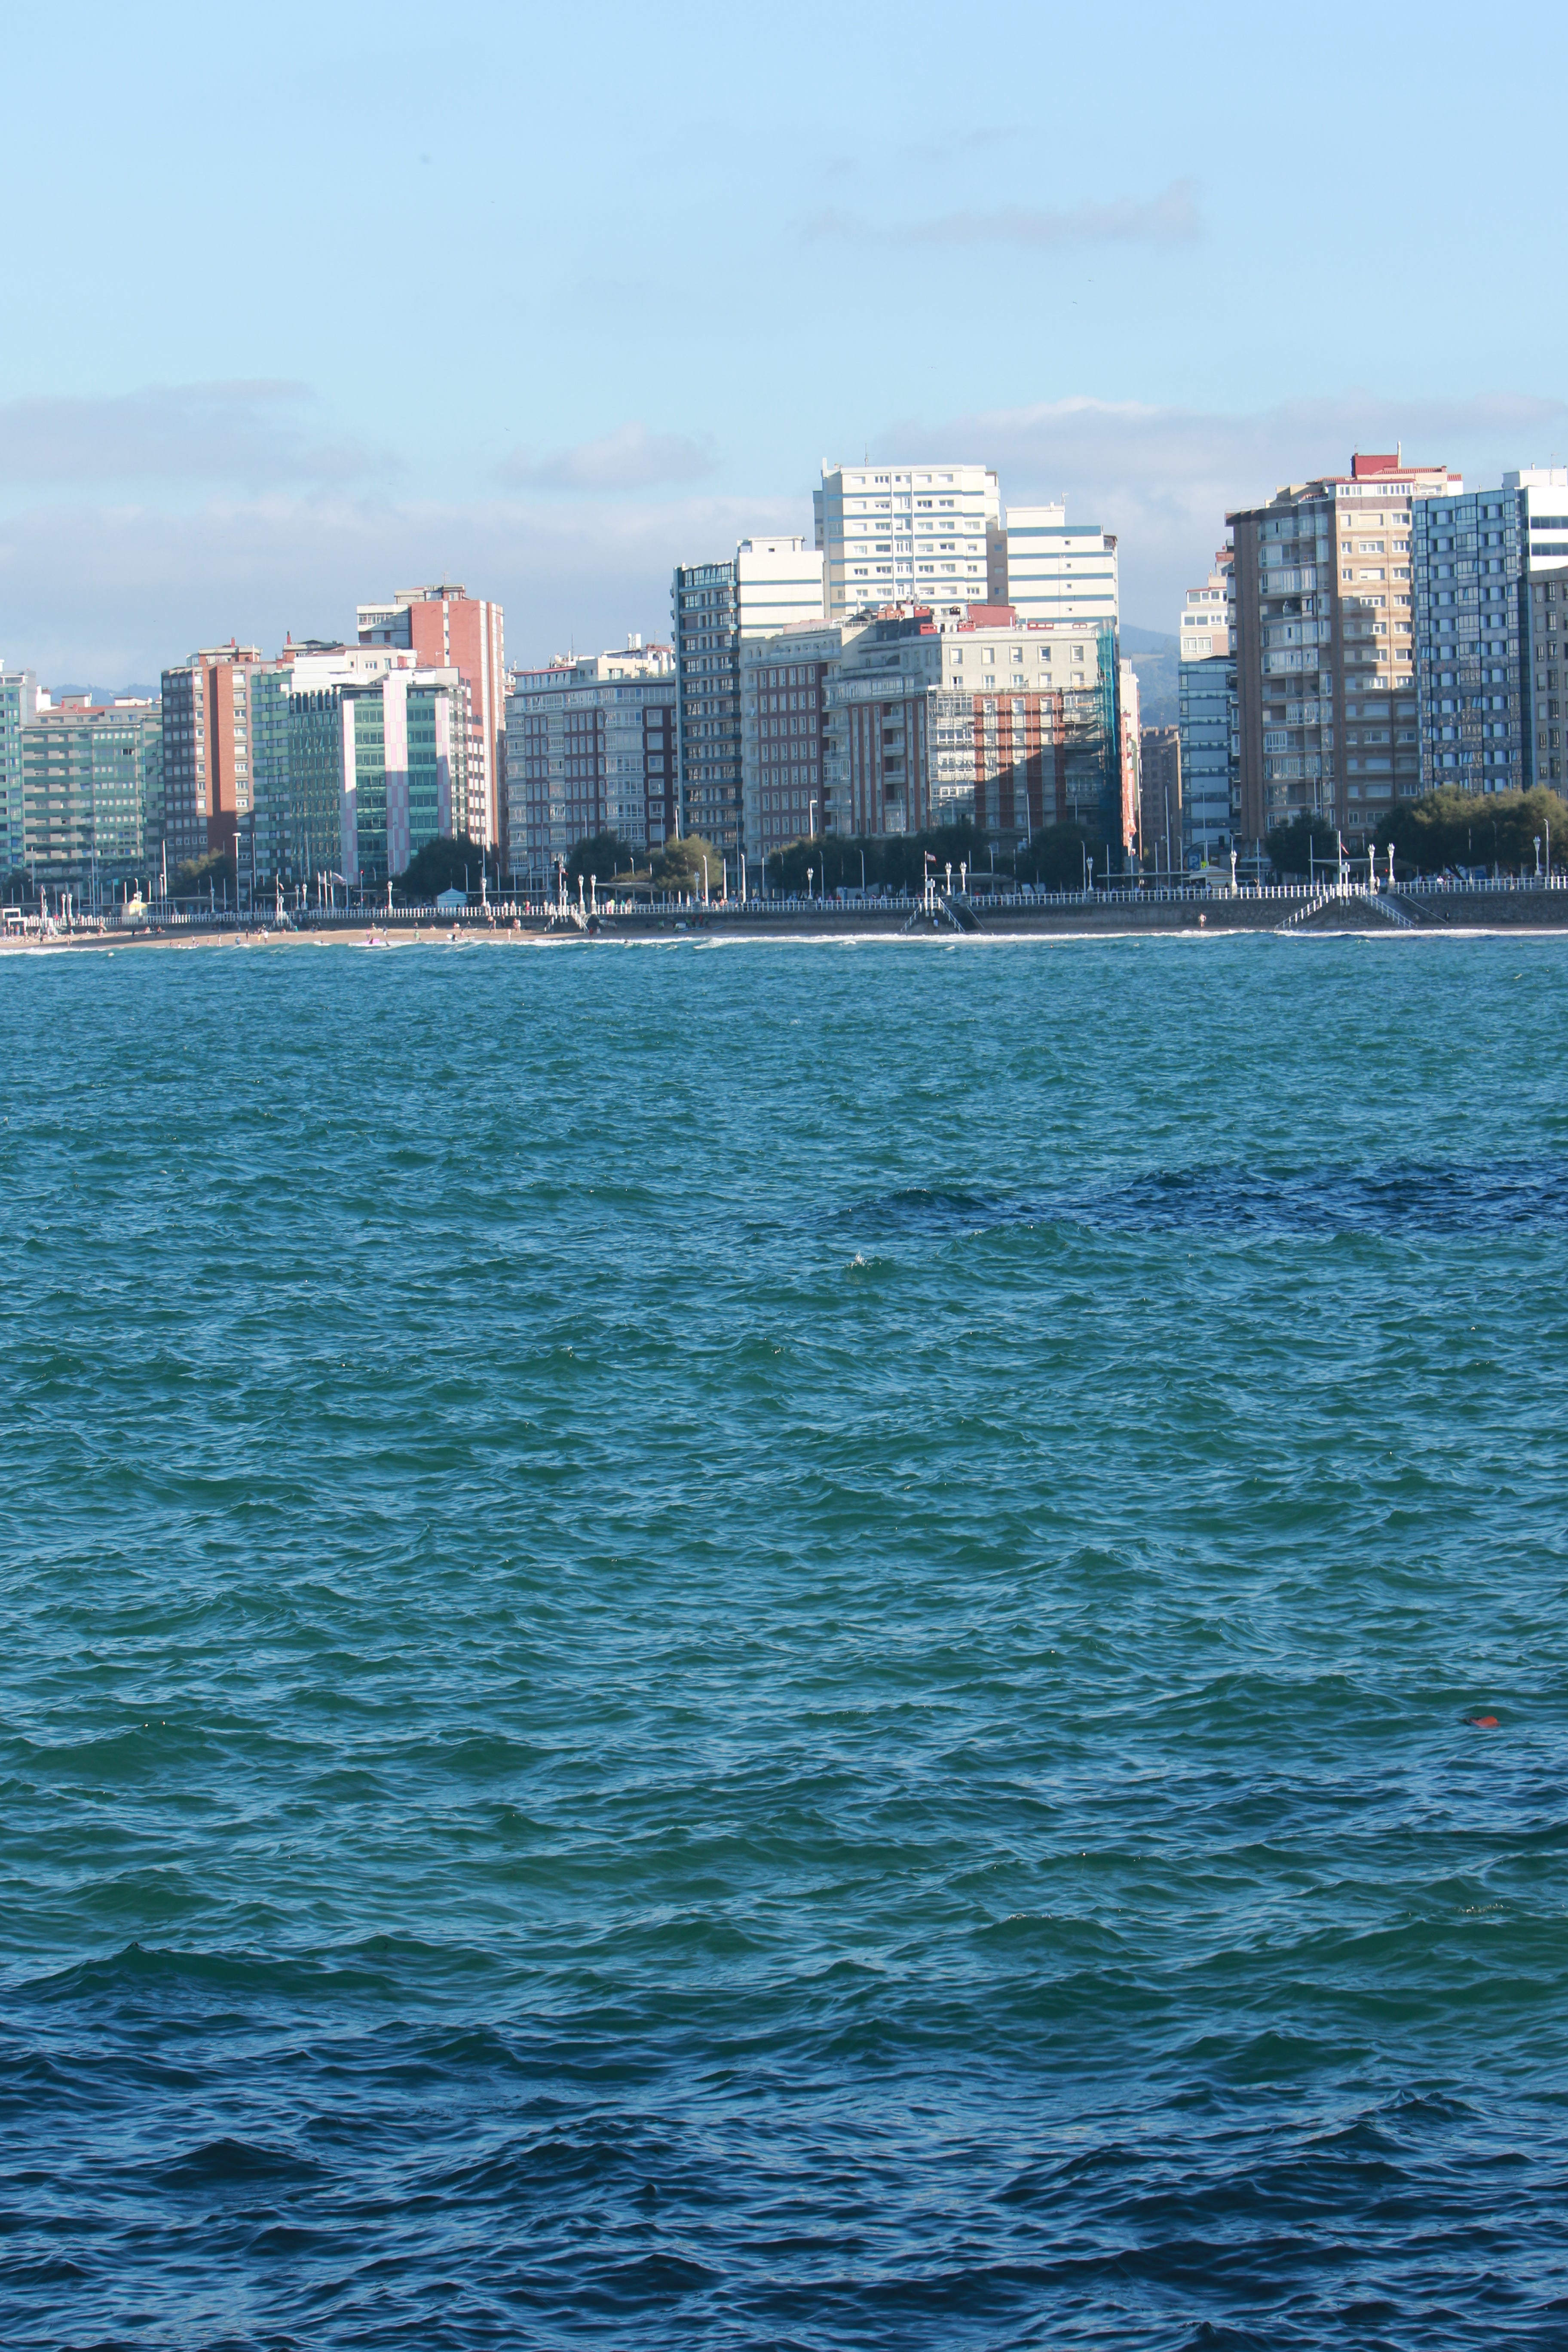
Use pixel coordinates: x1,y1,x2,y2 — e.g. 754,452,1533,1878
1,929,1565,2351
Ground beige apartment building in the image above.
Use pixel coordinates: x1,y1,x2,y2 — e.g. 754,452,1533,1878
1228,451,1460,849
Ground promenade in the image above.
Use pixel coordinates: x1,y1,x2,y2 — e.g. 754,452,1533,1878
9,873,1568,949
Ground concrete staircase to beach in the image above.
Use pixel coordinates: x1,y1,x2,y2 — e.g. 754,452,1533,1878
1276,885,1416,933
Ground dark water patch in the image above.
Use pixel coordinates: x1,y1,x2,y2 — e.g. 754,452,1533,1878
154,2137,325,2188
845,1155,1568,1246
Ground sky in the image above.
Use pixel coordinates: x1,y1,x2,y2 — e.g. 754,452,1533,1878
4,0,1568,682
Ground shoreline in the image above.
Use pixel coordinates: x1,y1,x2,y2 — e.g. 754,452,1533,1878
6,875,1568,954
8,898,1568,953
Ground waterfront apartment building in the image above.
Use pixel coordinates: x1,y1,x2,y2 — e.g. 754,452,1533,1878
1410,469,1568,796
741,622,866,869
1176,551,1236,867
0,667,38,876
159,645,268,868
1521,474,1568,788
505,639,677,887
249,644,426,886
1178,658,1237,869
20,696,162,889
271,648,458,890
1005,505,1119,625
815,463,1004,624
338,669,464,889
673,538,825,873
1139,726,1183,876
1228,451,1461,849
357,585,505,851
820,604,1120,848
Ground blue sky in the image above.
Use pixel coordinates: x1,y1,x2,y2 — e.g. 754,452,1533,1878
3,0,1565,679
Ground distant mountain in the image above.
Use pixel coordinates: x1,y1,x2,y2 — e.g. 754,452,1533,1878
1121,629,1178,729
49,683,160,704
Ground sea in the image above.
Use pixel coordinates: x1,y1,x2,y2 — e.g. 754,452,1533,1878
0,928,1565,2351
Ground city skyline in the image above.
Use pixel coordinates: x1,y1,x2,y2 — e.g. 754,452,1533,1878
3,0,1567,677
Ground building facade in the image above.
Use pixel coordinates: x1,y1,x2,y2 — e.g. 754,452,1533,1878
673,539,824,873
1178,657,1237,869
505,640,677,886
20,697,162,890
741,622,863,867
1118,658,1142,855
158,645,282,870
1522,471,1568,787
358,585,505,851
1006,505,1120,625
1229,452,1459,851
815,464,1004,622
249,644,426,886
339,670,462,888
0,668,39,877
1176,551,1236,868
1139,726,1183,875
818,605,1119,849
1410,468,1568,796
1179,556,1231,661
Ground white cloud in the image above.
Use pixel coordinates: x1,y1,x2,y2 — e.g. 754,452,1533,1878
808,179,1201,251
886,391,1568,629
9,388,1568,681
0,488,796,682
499,421,716,492
0,382,389,490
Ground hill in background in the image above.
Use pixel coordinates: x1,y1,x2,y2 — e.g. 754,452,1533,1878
1121,627,1178,730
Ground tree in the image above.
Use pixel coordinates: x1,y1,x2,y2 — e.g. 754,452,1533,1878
1374,786,1568,876
171,847,236,901
651,833,726,892
1266,815,1339,876
566,831,634,885
1014,822,1094,889
396,833,490,901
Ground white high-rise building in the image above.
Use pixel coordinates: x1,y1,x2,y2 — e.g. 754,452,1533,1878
814,463,1004,622
1006,505,1119,625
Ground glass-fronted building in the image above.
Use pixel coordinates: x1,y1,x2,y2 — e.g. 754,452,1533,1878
0,668,38,878
19,698,162,891
1179,656,1237,868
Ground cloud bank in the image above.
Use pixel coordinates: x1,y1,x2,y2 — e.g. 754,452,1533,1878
0,382,390,490
499,422,716,492
6,388,1568,680
809,178,1201,251
0,489,795,683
